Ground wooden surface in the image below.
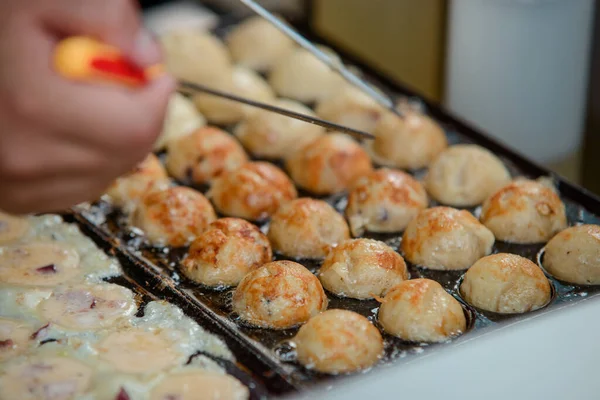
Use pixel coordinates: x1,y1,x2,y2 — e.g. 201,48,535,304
312,0,447,103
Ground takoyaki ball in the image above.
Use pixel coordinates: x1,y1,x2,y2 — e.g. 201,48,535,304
378,279,467,343
181,218,272,287
150,371,249,400
368,109,448,170
286,133,373,195
232,66,276,116
401,207,495,270
425,144,511,207
208,162,297,221
105,153,169,208
319,239,408,299
97,328,183,374
165,126,248,185
293,309,384,374
192,66,275,125
0,356,93,400
226,16,295,72
160,30,232,85
0,212,29,244
543,225,600,285
268,198,350,259
480,179,567,244
132,187,216,247
154,93,206,151
0,242,80,286
38,283,136,331
0,318,33,362
315,85,386,133
232,260,328,329
269,47,346,103
234,99,325,160
346,168,428,236
460,253,551,314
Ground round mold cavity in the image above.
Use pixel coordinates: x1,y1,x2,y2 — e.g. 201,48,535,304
456,270,557,323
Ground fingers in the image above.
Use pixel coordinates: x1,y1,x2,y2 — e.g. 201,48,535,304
0,129,108,184
38,0,161,66
0,0,174,214
12,30,175,169
0,174,113,214
45,74,176,156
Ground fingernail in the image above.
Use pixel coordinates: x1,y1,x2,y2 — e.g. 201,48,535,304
131,29,162,67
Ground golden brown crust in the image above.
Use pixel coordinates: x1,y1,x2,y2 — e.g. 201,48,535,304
232,260,328,329
367,110,447,170
480,179,567,243
181,218,272,287
401,207,495,270
165,126,248,185
460,253,551,313
294,309,383,374
208,161,297,221
286,133,373,195
425,144,511,207
319,239,408,299
105,154,169,208
378,279,466,342
544,224,600,285
346,168,428,236
133,186,216,247
268,198,350,259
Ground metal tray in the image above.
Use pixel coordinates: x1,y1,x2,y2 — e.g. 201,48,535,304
75,9,600,398
62,213,283,399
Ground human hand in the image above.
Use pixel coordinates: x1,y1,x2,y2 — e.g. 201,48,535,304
0,0,176,214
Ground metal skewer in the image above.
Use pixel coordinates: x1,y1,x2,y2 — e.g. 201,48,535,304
238,0,402,118
178,80,374,140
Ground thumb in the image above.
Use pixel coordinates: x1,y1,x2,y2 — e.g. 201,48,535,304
39,0,161,66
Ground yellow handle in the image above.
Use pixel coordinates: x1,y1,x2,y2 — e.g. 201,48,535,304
54,36,163,87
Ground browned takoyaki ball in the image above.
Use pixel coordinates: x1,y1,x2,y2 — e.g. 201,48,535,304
268,198,350,259
378,279,467,343
286,133,373,195
480,179,567,244
460,253,552,314
293,309,384,374
165,126,248,185
181,218,272,287
208,162,297,221
232,260,328,329
132,187,216,247
345,168,428,236
543,225,600,285
401,207,494,270
105,154,169,209
319,239,408,299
